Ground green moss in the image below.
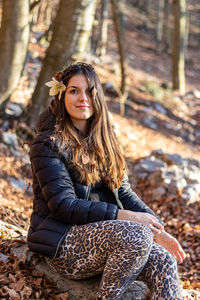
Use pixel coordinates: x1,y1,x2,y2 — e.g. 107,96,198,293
144,81,165,101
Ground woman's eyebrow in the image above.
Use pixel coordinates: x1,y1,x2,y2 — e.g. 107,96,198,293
66,85,78,89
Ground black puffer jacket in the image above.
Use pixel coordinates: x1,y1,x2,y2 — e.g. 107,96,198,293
27,107,162,258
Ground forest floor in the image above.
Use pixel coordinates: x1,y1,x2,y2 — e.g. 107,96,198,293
0,2,200,299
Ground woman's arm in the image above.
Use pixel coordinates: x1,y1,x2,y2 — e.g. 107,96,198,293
117,176,185,263
30,140,119,225
118,174,164,226
117,210,163,234
154,230,186,263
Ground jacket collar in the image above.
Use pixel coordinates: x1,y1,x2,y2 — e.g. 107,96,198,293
36,104,56,134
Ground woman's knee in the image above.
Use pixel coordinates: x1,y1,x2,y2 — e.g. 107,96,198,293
151,244,178,273
118,221,153,250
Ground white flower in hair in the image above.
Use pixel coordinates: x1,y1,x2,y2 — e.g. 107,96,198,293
45,77,66,100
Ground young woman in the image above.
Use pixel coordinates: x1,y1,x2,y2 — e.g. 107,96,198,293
27,62,185,300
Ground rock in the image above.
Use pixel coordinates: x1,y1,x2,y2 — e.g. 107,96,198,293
0,142,9,151
151,187,166,201
154,103,167,115
136,173,149,181
182,184,200,205
1,132,19,149
173,178,188,190
165,153,184,166
151,149,163,155
0,252,9,262
10,149,21,157
34,259,148,300
1,216,148,300
195,130,200,139
103,81,119,97
133,152,200,204
184,165,200,184
11,244,32,261
165,122,173,129
143,117,158,129
9,241,148,300
4,221,200,300
8,177,27,190
185,158,200,169
192,90,200,99
5,102,23,117
143,107,153,113
1,120,10,131
148,171,163,186
20,154,30,164
133,157,166,173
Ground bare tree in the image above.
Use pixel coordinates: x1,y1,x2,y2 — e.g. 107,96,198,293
27,0,98,129
73,0,98,61
110,0,127,116
156,0,164,54
172,0,187,95
96,0,109,56
162,0,170,53
0,0,30,113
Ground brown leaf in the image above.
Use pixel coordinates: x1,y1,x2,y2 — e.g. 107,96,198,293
8,273,16,282
10,277,25,292
55,292,69,300
3,286,18,298
34,277,43,285
19,286,32,298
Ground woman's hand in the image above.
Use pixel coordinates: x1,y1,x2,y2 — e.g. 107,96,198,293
154,229,186,263
117,210,164,234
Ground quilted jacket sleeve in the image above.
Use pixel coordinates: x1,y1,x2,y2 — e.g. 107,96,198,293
30,140,118,225
118,174,164,225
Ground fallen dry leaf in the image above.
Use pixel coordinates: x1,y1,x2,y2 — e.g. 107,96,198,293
10,277,25,292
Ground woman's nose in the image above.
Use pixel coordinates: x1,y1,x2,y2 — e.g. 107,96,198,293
79,91,88,101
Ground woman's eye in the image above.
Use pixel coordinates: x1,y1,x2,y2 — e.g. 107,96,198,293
70,89,78,94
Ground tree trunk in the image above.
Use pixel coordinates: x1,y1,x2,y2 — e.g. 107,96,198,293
156,0,164,55
162,0,170,53
97,0,109,56
138,0,146,12
110,0,127,116
145,0,152,16
27,0,98,130
172,0,187,95
72,0,98,61
0,0,30,113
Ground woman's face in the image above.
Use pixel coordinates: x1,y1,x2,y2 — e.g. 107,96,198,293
64,74,94,133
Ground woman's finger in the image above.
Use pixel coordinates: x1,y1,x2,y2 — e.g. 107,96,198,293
149,223,162,235
152,220,163,231
176,242,186,261
147,215,164,230
171,239,186,263
172,250,182,263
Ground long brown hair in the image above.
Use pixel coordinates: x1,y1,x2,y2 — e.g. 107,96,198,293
51,62,126,190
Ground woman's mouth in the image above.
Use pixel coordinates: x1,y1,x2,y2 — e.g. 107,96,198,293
76,106,90,110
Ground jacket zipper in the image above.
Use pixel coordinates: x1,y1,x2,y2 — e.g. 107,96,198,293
53,227,69,260
113,189,124,210
85,184,91,200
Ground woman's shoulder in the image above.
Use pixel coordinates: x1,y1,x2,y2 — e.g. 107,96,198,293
35,106,56,134
29,131,58,159
31,106,59,147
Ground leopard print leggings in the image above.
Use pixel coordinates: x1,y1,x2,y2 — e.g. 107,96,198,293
46,220,182,300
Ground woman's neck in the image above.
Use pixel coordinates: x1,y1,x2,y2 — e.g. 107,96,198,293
72,120,88,136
